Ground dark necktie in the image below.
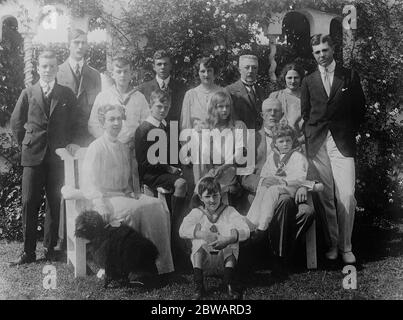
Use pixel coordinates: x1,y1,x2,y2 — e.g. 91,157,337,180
42,84,51,115
75,64,81,92
159,122,167,131
161,81,168,91
75,64,81,80
245,83,256,104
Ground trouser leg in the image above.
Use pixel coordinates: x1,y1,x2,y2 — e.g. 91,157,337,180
43,159,64,249
311,137,338,249
22,165,46,254
326,135,356,253
295,193,315,241
268,194,297,258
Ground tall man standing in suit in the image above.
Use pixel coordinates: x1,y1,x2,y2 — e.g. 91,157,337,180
10,50,81,264
301,34,366,264
57,28,101,146
226,55,267,130
137,50,187,124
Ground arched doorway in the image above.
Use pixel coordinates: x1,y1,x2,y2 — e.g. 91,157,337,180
279,11,316,74
282,12,311,59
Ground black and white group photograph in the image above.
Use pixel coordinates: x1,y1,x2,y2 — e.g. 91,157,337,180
0,0,402,307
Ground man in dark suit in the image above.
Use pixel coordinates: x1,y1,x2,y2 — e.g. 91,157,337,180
137,50,187,124
301,34,366,264
10,50,81,265
57,28,101,146
226,55,267,130
239,98,315,278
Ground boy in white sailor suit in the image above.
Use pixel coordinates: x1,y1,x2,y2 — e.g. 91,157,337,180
246,125,310,235
179,177,250,300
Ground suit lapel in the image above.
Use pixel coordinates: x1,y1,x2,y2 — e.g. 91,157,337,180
58,62,76,92
49,84,60,116
236,80,255,111
32,83,48,119
328,66,344,103
78,64,91,97
312,70,329,101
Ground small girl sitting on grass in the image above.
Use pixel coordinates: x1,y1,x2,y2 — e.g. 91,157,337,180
246,125,308,237
179,177,250,300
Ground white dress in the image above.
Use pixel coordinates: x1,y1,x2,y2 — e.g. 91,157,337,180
180,84,222,183
81,134,174,274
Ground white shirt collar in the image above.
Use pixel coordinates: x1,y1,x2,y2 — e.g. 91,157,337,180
68,57,84,72
156,75,171,89
146,115,167,128
39,79,55,91
319,60,336,74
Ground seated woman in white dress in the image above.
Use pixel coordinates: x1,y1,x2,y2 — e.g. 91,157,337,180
81,104,174,276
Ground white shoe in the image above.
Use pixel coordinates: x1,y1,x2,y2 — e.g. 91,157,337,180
325,247,338,260
342,251,356,264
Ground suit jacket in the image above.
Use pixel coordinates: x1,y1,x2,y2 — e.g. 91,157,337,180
241,128,267,193
134,121,172,182
301,65,366,158
57,61,102,146
137,78,187,123
10,82,80,166
226,79,267,130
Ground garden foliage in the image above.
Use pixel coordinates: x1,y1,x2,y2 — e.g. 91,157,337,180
0,0,402,241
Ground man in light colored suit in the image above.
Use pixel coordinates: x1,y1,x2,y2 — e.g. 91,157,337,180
10,50,81,265
226,55,267,130
301,34,366,264
137,50,187,124
57,28,101,146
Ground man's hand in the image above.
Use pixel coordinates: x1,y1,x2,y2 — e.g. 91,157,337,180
198,231,218,244
66,144,80,156
261,176,281,187
295,186,308,204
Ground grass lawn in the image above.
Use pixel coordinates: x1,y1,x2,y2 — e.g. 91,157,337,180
0,215,402,300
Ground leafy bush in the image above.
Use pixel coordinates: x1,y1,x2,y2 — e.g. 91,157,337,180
1,0,402,241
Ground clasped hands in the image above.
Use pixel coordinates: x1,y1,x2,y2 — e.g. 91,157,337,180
195,225,233,250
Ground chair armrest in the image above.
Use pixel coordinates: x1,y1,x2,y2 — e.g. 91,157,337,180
61,185,86,200
236,166,255,176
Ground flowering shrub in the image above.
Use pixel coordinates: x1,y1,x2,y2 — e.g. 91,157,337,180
1,0,402,241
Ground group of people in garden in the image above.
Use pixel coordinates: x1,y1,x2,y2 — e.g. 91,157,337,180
9,28,366,300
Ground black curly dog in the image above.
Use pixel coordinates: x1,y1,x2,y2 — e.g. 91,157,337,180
75,210,159,288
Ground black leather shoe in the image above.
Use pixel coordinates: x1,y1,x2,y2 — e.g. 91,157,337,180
43,248,57,261
192,283,206,300
9,252,36,266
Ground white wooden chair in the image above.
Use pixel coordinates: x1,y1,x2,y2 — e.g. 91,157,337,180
236,167,317,270
56,147,174,277
56,147,89,277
